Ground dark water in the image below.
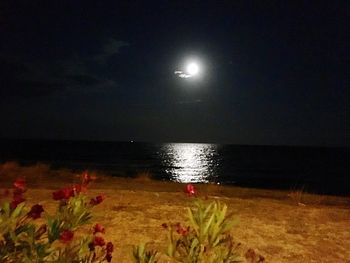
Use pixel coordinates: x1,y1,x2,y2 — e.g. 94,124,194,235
0,139,349,196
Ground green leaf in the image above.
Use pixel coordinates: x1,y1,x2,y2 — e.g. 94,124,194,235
10,202,26,219
2,202,11,216
47,218,62,243
187,207,199,235
203,213,215,238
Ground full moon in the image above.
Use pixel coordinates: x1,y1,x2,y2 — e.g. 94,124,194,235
186,62,199,75
174,59,202,79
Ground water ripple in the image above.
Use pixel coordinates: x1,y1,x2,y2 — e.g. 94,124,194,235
160,143,219,183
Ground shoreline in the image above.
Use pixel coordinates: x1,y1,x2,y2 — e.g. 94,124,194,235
1,161,349,205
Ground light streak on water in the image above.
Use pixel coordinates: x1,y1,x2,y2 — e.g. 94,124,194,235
160,143,219,183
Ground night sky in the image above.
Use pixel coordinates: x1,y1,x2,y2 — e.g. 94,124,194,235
1,1,349,146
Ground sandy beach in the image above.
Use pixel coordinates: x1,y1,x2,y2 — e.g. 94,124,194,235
1,162,350,262
2,1,349,261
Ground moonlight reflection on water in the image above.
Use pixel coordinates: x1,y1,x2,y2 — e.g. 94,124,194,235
160,143,219,183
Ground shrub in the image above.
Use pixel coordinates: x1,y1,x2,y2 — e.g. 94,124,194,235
165,200,242,263
133,184,243,263
0,174,113,263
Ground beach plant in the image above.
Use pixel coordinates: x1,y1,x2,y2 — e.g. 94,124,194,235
132,184,243,263
0,174,114,263
165,199,242,263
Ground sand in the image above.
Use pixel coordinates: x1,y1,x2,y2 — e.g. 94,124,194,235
1,162,350,262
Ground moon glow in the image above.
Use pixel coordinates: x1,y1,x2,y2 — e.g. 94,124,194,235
186,62,199,75
174,60,202,79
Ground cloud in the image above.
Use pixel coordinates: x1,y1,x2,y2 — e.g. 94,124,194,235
174,70,193,78
0,37,128,99
0,57,104,99
0,56,60,98
94,38,129,63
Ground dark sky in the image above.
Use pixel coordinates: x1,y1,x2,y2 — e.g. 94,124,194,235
0,1,349,146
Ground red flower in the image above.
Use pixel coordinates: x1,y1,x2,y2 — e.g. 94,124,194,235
52,187,74,200
27,204,44,219
59,230,74,243
93,223,105,234
90,194,105,205
175,224,190,236
185,184,196,196
93,236,105,246
72,184,87,194
8,178,27,208
11,191,25,209
106,241,114,254
13,178,26,192
13,187,25,196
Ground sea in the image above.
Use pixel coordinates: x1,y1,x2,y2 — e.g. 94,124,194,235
0,139,349,196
